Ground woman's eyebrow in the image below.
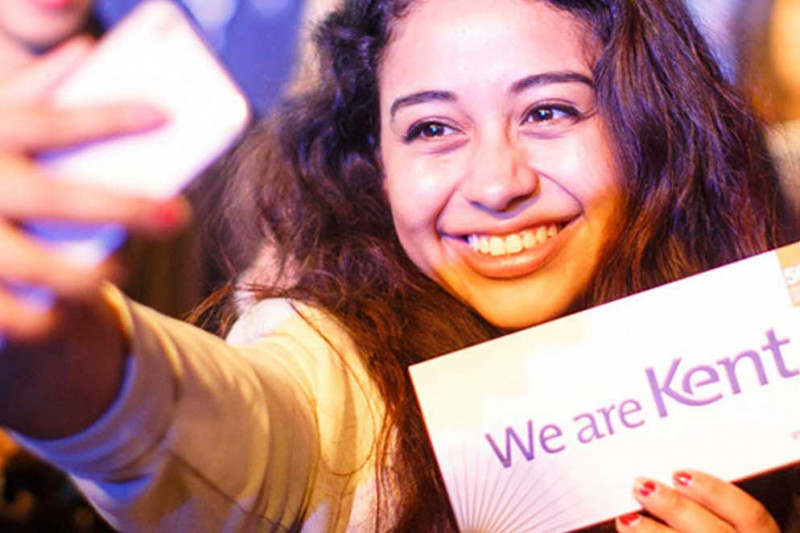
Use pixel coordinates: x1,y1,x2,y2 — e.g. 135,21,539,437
510,71,594,93
388,71,593,119
390,90,455,118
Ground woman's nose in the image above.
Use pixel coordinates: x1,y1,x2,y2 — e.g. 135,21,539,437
459,137,540,213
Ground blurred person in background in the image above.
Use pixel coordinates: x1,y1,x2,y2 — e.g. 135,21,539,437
683,0,800,239
735,0,800,239
0,0,97,73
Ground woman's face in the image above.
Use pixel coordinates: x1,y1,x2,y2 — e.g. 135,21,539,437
379,0,624,329
0,0,93,51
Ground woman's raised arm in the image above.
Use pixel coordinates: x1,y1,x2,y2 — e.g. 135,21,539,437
0,37,187,439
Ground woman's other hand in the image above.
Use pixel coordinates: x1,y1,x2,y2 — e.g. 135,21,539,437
616,470,779,532
0,36,187,342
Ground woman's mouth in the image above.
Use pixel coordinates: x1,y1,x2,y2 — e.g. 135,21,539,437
448,218,576,279
466,223,562,257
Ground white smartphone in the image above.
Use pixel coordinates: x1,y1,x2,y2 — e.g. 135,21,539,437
29,0,251,267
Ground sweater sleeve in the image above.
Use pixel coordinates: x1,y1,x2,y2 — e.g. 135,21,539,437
13,286,384,532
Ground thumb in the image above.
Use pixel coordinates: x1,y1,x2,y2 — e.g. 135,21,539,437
0,36,95,105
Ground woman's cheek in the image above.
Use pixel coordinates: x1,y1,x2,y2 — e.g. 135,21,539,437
387,158,460,233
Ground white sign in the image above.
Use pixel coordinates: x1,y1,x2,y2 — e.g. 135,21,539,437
410,242,800,532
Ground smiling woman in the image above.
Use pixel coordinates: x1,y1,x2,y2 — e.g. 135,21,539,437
0,0,794,532
379,0,623,328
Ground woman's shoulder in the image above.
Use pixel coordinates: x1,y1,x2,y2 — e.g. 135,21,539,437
227,296,356,359
227,295,380,408
227,295,387,521
226,296,299,344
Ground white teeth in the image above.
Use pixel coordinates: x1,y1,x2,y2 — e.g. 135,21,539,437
467,224,561,257
536,226,548,244
522,231,536,249
505,233,523,254
489,236,505,256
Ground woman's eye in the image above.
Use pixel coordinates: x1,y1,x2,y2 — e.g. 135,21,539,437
404,121,457,142
523,105,580,125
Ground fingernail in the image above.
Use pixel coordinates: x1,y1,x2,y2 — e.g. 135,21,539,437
152,201,186,229
618,512,640,527
673,471,693,487
636,479,657,497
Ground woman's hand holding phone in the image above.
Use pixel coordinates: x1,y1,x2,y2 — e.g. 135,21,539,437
0,37,187,342
0,0,245,438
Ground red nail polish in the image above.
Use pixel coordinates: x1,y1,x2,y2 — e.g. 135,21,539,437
673,471,693,487
153,201,186,229
619,512,640,526
637,480,656,497
153,203,178,227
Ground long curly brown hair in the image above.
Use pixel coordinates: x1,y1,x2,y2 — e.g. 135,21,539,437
201,0,789,529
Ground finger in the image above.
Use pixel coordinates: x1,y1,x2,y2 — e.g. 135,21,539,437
0,37,95,104
633,478,735,533
672,470,779,532
0,158,190,235
0,222,112,298
0,102,166,153
0,287,58,343
100,256,126,287
615,512,672,532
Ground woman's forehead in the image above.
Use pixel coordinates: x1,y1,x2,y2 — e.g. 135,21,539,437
377,0,596,98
